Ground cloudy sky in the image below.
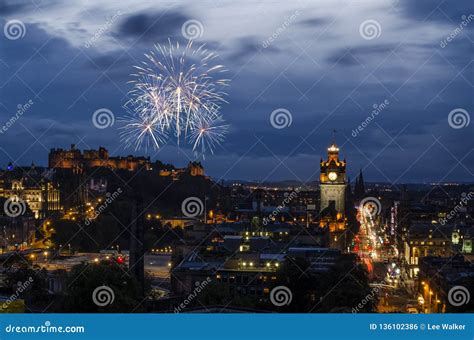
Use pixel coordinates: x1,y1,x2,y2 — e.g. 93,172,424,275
0,0,472,183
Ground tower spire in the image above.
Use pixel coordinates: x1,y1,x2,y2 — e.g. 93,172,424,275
328,129,339,154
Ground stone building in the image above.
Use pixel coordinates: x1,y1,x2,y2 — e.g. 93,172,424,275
48,145,151,171
0,164,61,219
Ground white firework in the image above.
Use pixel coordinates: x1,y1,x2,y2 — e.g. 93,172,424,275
188,114,229,157
133,41,228,136
120,40,230,156
119,101,168,151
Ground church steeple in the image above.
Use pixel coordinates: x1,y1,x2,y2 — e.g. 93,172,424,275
354,169,366,199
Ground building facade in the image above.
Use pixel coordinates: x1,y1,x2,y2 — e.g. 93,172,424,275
49,145,151,171
0,165,61,219
159,162,205,180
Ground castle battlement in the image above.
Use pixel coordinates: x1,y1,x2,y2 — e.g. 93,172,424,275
48,145,151,171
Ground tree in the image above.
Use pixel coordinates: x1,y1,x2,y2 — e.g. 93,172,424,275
314,255,376,313
273,255,375,313
60,260,145,312
274,257,318,312
51,219,81,250
4,263,49,304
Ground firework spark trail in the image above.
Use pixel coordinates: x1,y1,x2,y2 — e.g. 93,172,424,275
119,101,168,151
120,40,230,155
188,114,229,158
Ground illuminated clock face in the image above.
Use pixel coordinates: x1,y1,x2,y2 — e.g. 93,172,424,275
328,172,338,181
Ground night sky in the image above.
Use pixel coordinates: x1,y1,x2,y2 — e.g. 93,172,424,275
0,0,473,183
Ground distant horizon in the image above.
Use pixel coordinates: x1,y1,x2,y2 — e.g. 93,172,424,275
3,144,473,186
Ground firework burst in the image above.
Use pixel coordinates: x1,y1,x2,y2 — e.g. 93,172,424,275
120,39,230,155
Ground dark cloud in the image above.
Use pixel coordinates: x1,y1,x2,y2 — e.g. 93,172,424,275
229,36,279,61
113,10,190,42
0,0,60,16
326,44,397,67
298,17,328,27
0,0,28,15
398,0,474,25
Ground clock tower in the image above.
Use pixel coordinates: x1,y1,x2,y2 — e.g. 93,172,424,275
319,141,348,251
320,142,346,214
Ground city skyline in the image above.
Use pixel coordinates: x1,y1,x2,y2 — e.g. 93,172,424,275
2,142,474,185
0,0,472,182
0,0,473,321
